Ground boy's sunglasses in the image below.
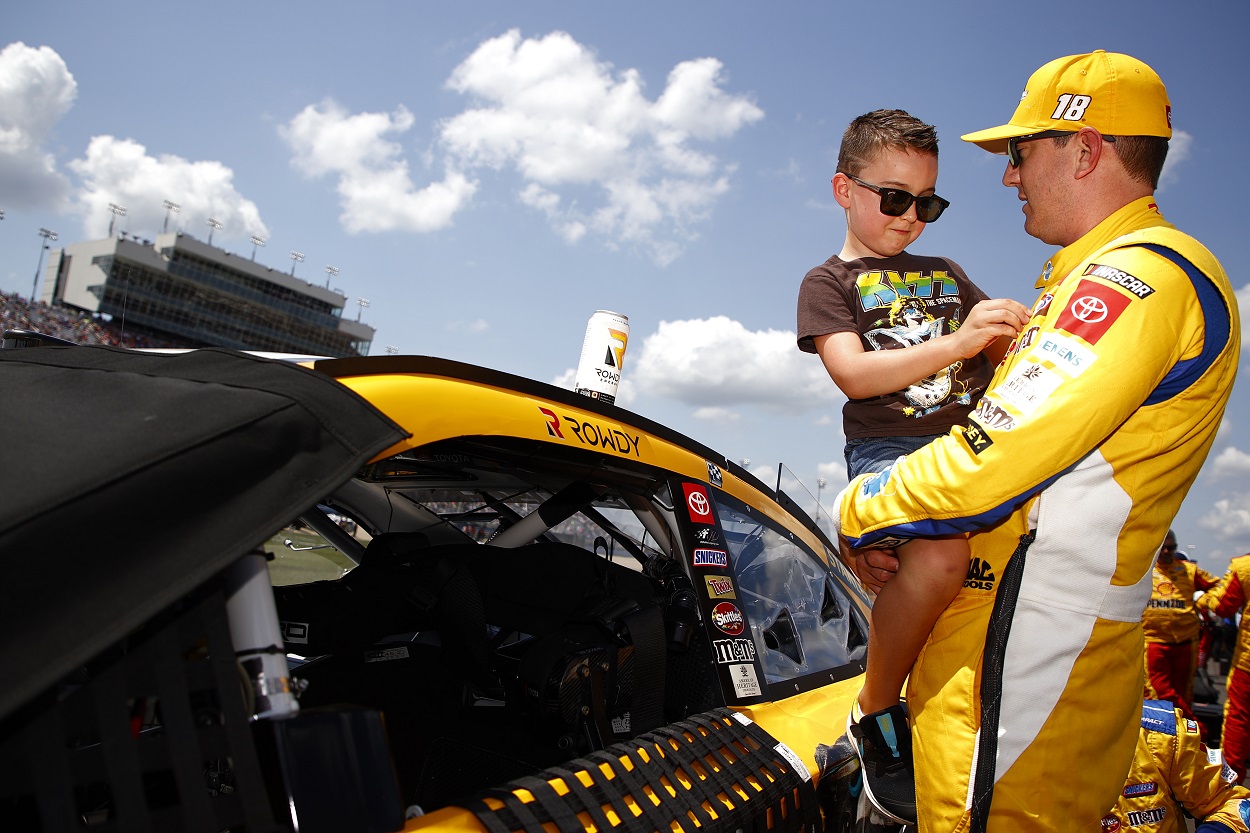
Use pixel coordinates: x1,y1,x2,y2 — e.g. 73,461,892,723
1007,129,1116,167
845,174,950,223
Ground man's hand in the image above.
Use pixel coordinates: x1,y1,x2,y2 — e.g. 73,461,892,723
839,535,900,593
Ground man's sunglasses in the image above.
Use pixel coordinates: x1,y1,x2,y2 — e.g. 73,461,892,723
845,174,950,223
1007,129,1117,168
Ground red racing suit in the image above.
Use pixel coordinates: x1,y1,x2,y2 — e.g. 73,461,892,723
1199,555,1250,781
835,198,1240,831
1145,558,1219,720
1101,700,1250,833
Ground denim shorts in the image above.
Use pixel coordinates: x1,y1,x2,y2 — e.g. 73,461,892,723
845,433,945,480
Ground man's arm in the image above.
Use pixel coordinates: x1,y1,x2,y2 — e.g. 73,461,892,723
837,245,1214,547
814,298,1029,399
1199,571,1245,620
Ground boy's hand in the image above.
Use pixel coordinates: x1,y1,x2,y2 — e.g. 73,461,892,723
952,298,1031,359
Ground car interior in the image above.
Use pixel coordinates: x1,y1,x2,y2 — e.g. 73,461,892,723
274,434,869,814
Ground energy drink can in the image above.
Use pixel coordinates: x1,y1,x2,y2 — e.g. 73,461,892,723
574,310,629,405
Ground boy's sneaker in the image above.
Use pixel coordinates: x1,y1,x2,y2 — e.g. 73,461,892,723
846,701,917,825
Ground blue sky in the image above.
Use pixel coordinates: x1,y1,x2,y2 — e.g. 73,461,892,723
3,1,1249,574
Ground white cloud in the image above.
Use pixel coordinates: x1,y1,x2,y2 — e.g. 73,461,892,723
1157,129,1192,191
692,406,740,422
1199,493,1250,540
0,42,75,210
1237,283,1250,354
630,316,843,412
68,136,268,241
444,318,489,334
817,459,850,489
440,30,762,264
1209,446,1250,478
281,99,477,234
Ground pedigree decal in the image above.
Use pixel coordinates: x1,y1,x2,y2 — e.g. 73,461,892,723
538,406,643,458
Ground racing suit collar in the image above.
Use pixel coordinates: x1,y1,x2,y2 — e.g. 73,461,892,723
1034,196,1176,290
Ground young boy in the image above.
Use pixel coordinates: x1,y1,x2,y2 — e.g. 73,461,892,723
796,109,1029,824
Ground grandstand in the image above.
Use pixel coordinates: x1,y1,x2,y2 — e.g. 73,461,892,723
25,232,374,357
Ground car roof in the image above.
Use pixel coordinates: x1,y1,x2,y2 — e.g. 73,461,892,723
0,345,406,723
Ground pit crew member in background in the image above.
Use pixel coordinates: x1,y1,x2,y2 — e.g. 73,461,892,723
1199,554,1250,782
1101,699,1250,833
835,50,1240,831
1145,529,1218,721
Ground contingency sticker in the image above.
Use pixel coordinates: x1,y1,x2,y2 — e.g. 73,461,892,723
365,646,410,663
704,575,736,599
1054,280,1131,345
728,663,762,698
996,362,1063,416
280,620,309,644
682,483,716,524
711,602,745,635
1031,332,1097,377
693,548,729,568
706,460,724,488
774,742,812,782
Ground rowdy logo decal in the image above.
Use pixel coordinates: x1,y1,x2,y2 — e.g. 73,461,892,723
539,405,642,457
539,407,565,439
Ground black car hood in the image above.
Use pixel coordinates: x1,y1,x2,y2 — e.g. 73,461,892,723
0,346,408,722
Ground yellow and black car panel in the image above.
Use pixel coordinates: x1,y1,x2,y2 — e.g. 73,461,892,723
315,355,833,562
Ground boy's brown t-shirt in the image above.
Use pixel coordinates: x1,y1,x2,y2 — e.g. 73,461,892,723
797,252,994,440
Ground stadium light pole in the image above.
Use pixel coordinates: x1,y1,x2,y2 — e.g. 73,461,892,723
324,264,339,289
206,217,223,246
289,250,305,276
107,203,127,238
385,345,399,355
32,227,58,302
163,200,181,233
250,234,266,260
356,297,370,321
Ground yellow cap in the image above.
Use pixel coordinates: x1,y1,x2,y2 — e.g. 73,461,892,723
961,50,1172,154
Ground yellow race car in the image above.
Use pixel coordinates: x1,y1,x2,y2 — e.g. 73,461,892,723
0,342,885,833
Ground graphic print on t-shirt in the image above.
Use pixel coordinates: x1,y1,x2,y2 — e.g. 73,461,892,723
863,296,972,417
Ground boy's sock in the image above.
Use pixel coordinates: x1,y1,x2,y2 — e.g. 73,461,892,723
845,698,917,825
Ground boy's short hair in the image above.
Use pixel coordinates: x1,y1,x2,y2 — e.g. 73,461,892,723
837,109,939,177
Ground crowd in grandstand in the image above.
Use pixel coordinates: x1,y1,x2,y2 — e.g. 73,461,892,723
1,291,182,349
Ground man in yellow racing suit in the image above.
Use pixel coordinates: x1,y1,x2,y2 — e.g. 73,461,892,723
1198,555,1250,782
1101,700,1250,833
834,51,1239,830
